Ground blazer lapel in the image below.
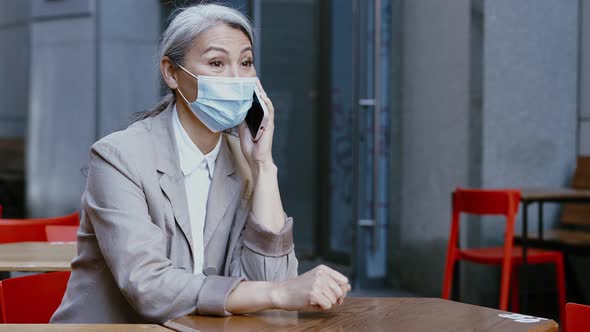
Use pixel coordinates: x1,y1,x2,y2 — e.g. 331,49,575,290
203,136,242,249
152,105,194,253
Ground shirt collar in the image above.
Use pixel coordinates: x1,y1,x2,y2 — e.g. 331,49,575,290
172,104,222,178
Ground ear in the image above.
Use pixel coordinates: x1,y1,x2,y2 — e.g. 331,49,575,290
161,56,179,89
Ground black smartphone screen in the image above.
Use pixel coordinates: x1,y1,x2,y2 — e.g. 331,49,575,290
245,92,264,138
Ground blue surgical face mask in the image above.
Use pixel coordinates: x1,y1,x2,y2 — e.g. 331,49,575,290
176,64,257,132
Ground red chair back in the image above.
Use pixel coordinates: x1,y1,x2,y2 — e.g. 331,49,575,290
448,189,520,250
566,302,590,332
0,271,70,323
453,188,520,216
0,283,2,323
0,224,48,244
45,225,78,242
0,212,79,226
443,188,521,306
0,212,79,244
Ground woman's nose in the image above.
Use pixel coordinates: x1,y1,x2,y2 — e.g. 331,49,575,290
227,65,240,78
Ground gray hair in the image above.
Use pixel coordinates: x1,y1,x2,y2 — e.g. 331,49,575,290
136,3,254,121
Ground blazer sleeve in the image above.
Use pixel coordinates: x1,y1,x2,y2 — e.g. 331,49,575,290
85,140,242,323
228,211,299,281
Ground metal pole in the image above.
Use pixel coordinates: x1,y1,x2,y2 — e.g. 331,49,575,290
351,0,362,290
371,0,382,252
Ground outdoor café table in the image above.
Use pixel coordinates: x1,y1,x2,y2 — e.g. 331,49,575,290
0,241,76,272
0,325,171,331
163,297,558,332
519,188,590,312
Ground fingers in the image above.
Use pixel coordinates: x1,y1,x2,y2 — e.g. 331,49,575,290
337,284,350,304
238,122,252,156
327,278,346,305
318,264,349,286
256,79,274,124
317,265,351,308
311,292,332,311
316,281,347,309
238,121,251,141
321,287,338,306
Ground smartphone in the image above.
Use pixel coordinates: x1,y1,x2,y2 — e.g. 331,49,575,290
245,87,269,141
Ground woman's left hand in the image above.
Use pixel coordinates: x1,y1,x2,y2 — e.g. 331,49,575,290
239,79,275,171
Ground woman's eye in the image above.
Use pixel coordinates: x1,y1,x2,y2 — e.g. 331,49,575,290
210,61,223,67
242,60,253,67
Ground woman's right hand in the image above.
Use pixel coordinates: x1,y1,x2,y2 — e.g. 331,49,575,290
271,265,351,311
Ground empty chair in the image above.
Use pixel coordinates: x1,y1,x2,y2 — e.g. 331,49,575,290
0,212,79,244
442,188,566,323
0,271,71,323
45,225,78,242
566,302,590,332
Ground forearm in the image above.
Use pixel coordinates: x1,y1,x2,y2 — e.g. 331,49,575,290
225,280,279,314
251,161,286,233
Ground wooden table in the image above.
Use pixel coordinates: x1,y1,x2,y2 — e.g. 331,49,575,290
519,188,590,312
0,242,76,271
0,325,171,331
164,298,557,332
520,188,590,254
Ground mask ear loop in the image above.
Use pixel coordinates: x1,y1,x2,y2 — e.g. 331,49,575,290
175,63,199,104
175,86,193,105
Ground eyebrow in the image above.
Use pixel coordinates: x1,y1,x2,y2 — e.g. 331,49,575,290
202,46,253,55
203,46,229,54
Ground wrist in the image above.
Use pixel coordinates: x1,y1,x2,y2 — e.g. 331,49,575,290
268,281,285,310
253,160,277,178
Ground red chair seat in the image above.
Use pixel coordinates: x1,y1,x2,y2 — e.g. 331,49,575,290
566,302,590,332
459,246,563,265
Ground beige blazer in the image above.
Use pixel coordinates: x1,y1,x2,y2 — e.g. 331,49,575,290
50,103,298,324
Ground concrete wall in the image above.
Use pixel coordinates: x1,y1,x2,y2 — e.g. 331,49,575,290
468,0,578,307
394,0,579,305
27,11,97,217
482,0,578,221
0,0,30,138
395,0,471,297
97,0,160,138
26,0,160,217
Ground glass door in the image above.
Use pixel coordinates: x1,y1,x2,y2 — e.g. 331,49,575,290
332,0,393,288
220,0,394,288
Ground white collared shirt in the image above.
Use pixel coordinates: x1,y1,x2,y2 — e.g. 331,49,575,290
172,105,222,275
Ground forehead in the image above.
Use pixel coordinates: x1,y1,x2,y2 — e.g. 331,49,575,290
192,23,252,52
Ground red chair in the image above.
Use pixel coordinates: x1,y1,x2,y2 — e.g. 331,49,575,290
45,225,78,242
0,211,79,226
0,271,70,323
566,302,590,332
0,212,79,244
442,188,566,323
0,224,48,244
0,283,2,324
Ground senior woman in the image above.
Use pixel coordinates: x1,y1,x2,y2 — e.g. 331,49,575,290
50,3,350,324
